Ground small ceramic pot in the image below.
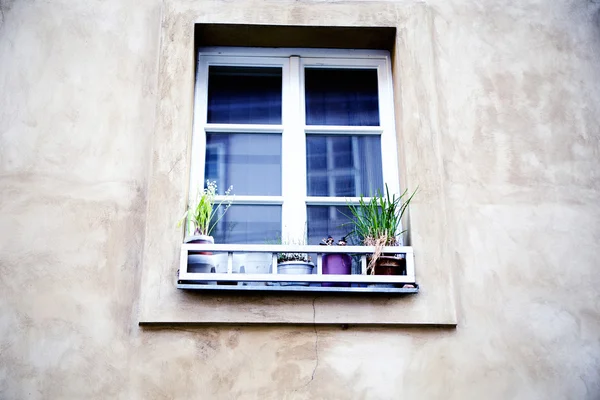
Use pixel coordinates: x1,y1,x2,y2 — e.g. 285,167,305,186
367,256,406,288
277,261,315,286
187,254,216,284
185,235,214,255
239,252,273,286
322,253,352,287
372,256,406,275
187,254,214,273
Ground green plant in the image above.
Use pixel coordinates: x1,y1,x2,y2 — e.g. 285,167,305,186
347,184,417,271
277,252,310,263
348,184,416,245
274,237,312,264
178,180,233,236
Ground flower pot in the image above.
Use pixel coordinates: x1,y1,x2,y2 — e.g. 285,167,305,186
277,261,314,286
368,255,406,288
187,254,216,284
322,253,352,287
185,235,214,255
372,255,406,275
210,253,237,285
239,252,273,286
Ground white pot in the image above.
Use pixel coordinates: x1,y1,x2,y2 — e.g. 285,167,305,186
184,235,214,244
239,252,274,286
206,253,274,286
211,253,230,273
187,254,216,285
277,261,315,286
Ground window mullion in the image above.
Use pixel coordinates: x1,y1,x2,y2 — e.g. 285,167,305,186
281,56,307,242
377,59,403,243
378,59,400,194
189,56,210,208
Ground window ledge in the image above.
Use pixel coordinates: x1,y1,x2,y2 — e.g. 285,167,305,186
177,284,419,294
178,243,418,294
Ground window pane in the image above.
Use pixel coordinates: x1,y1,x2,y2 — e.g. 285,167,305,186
306,135,383,197
205,133,281,196
207,66,282,124
212,205,281,244
305,68,379,126
307,206,353,245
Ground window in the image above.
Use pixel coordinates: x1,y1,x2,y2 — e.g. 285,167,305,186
189,48,401,245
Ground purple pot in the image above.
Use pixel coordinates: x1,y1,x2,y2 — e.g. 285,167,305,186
322,253,352,287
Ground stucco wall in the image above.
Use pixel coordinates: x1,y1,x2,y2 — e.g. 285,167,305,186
1,0,600,399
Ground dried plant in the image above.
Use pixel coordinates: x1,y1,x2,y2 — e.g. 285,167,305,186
347,184,417,272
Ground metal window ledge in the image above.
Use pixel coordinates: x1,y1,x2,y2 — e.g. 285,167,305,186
178,243,418,295
177,283,419,295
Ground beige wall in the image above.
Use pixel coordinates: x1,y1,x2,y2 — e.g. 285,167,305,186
1,0,600,399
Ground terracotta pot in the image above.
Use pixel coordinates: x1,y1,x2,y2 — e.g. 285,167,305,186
322,253,352,287
370,255,406,275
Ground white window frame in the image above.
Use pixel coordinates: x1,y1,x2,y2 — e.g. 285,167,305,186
190,47,401,243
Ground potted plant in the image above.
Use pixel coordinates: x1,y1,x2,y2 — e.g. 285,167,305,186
178,180,233,274
277,250,314,286
348,184,416,276
320,235,352,287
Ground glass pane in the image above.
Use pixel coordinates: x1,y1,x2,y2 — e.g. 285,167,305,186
306,135,383,197
207,66,282,124
305,68,379,126
205,133,282,196
307,206,353,245
211,205,281,244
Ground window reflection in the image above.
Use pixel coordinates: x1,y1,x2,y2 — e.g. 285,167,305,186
305,68,379,126
211,205,282,244
205,133,282,196
306,135,383,197
207,66,282,124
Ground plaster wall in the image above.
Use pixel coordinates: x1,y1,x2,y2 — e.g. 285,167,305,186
1,0,599,399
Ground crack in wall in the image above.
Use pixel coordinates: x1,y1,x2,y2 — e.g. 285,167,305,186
309,296,320,382
295,296,320,391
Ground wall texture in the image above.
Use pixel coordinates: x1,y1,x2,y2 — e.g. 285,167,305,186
1,0,599,399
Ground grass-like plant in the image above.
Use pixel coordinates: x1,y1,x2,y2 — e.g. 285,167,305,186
178,180,233,237
348,184,417,245
347,184,417,271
